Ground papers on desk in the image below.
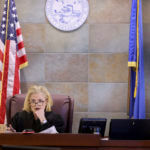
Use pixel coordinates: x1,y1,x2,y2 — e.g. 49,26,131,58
39,126,58,134
101,137,109,140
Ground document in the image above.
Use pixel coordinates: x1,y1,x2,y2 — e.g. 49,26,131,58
39,126,58,134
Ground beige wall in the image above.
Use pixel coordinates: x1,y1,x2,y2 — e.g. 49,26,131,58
1,0,150,136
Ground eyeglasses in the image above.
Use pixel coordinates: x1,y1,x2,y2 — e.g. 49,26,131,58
30,99,45,106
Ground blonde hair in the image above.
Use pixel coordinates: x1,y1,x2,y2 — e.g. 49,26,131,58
23,85,53,112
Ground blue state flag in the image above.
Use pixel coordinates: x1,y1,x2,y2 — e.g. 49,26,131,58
128,0,145,119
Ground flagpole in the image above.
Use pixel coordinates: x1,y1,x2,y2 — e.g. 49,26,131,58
0,0,10,106
133,0,139,99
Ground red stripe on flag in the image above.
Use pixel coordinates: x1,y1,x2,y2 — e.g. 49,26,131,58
13,54,20,95
0,72,2,81
19,55,27,66
0,50,3,62
0,40,10,123
16,28,21,36
18,42,24,50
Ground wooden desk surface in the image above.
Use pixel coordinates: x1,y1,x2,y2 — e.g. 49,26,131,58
100,138,150,147
0,133,150,150
0,133,100,146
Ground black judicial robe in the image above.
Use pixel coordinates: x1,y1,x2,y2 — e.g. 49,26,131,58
11,111,64,133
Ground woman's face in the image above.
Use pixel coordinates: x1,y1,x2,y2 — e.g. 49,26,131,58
29,92,47,113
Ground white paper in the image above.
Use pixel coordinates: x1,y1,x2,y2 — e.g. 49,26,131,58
39,126,58,134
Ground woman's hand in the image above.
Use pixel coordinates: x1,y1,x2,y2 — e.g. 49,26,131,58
6,124,16,133
34,109,46,123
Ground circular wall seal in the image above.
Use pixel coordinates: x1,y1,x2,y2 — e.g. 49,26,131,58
45,0,89,31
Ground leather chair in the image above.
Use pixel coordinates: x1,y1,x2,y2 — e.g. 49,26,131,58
6,94,74,133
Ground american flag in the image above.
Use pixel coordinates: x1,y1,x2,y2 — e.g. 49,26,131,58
0,0,28,123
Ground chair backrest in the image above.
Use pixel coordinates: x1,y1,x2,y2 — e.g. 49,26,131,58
6,94,74,133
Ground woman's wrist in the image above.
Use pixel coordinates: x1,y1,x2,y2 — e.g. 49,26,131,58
41,119,47,124
40,118,47,124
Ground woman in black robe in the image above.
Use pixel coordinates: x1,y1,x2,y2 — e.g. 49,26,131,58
11,85,64,133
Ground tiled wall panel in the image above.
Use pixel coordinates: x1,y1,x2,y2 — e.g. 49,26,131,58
45,54,88,82
89,53,128,82
15,0,47,23
89,24,129,53
88,0,131,24
88,83,128,112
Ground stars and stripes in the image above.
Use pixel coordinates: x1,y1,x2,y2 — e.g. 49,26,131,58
0,0,28,123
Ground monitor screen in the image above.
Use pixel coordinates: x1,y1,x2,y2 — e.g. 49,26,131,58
109,119,150,140
78,118,107,137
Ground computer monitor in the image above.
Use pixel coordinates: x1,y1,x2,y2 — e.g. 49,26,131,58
109,119,150,140
78,118,107,137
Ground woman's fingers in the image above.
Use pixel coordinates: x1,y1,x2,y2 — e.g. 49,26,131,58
34,109,46,123
9,124,16,132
